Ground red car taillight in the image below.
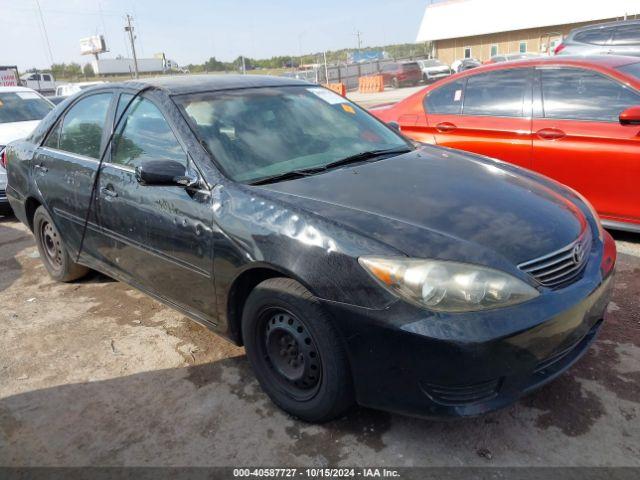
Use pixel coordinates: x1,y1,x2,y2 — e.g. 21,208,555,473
0,149,6,169
554,43,566,55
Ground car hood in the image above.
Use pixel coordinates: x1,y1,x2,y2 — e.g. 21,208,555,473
0,120,41,147
260,147,587,268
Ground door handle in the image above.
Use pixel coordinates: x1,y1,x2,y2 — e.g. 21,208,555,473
100,186,118,198
34,163,48,174
435,122,457,133
536,128,566,140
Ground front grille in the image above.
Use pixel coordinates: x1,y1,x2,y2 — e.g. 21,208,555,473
0,189,6,201
518,231,591,288
421,378,502,406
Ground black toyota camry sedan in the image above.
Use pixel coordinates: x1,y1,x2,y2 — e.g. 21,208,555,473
4,75,616,422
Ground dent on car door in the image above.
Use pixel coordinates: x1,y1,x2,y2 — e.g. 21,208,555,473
35,92,114,262
97,93,216,322
532,67,640,224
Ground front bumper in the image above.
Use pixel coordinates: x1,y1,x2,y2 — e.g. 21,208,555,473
321,235,615,418
426,72,451,81
0,186,11,214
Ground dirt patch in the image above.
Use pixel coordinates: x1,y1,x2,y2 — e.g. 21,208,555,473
284,409,392,464
521,374,605,437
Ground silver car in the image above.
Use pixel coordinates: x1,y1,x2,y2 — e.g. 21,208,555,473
556,19,640,57
0,162,9,216
417,59,453,83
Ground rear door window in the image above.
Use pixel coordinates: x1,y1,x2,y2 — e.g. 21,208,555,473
617,61,640,80
573,27,614,45
611,24,640,46
58,93,112,158
424,79,465,114
539,68,640,122
462,69,529,117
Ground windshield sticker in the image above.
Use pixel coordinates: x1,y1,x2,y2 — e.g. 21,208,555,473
307,87,347,105
341,103,356,114
454,89,462,102
16,92,40,100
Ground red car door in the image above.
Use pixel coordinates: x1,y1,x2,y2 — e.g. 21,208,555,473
409,68,533,170
532,67,640,226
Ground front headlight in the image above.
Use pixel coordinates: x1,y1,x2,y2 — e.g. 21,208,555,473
359,257,539,312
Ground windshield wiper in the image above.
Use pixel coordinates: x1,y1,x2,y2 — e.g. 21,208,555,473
319,147,411,172
249,147,411,186
249,169,318,186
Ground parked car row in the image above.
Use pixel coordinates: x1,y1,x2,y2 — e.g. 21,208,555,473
372,55,640,233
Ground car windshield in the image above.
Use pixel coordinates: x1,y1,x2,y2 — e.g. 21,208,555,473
618,61,640,80
0,91,53,124
422,60,444,67
400,63,419,71
175,85,410,183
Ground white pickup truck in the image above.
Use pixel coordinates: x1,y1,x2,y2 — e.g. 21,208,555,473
19,72,56,95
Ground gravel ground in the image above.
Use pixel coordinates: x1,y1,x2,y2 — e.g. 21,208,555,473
0,215,638,467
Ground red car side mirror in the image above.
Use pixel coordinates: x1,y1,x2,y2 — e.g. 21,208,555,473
619,106,640,126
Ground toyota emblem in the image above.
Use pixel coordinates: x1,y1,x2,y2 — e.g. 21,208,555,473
572,242,585,265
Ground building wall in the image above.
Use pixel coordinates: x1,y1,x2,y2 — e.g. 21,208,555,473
434,18,619,65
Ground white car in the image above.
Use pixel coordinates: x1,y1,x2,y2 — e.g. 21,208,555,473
0,86,54,215
55,81,106,98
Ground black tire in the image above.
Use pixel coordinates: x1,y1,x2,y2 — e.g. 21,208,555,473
242,277,355,422
0,204,13,217
391,77,399,89
33,206,89,282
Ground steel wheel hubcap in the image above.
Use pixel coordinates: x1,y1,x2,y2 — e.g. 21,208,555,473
263,311,321,395
41,221,62,268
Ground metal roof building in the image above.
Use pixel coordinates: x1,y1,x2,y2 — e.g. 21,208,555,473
416,0,640,65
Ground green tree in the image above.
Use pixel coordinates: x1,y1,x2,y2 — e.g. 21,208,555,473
203,56,226,72
83,62,94,78
66,63,82,77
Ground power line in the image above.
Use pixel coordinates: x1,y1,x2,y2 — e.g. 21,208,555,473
34,0,54,65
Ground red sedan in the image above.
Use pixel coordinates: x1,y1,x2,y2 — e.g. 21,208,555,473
372,56,640,233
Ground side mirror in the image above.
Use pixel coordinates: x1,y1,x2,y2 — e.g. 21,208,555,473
619,106,640,126
388,121,401,132
135,159,198,187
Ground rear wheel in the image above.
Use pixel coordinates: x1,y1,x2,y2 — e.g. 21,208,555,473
242,278,354,422
33,206,89,282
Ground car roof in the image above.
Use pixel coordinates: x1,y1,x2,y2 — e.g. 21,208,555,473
569,18,640,34
457,55,640,73
114,74,312,95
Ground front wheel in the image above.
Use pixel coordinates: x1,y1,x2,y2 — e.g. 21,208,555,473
242,278,354,422
33,206,89,282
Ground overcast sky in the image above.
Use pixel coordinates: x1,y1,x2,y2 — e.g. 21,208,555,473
0,0,431,70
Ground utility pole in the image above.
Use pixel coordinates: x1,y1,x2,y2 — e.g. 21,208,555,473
124,14,139,79
323,51,329,84
354,30,363,52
